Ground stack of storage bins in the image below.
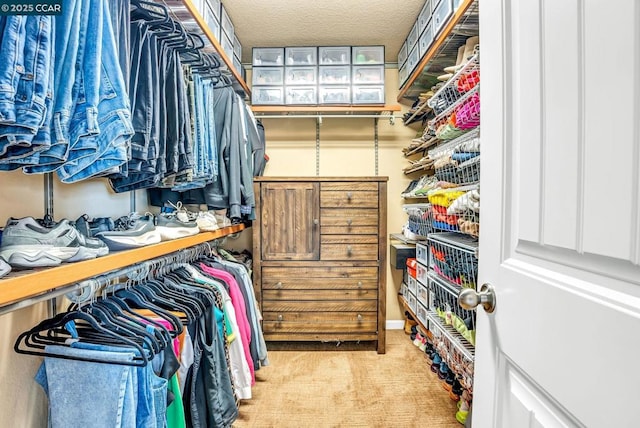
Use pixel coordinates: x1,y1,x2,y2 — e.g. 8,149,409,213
252,45,385,105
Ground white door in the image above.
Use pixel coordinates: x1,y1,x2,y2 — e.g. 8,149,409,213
475,0,640,426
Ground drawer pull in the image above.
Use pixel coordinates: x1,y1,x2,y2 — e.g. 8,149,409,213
357,281,363,288
313,218,319,226
357,314,363,322
347,246,353,257
346,192,353,200
277,314,283,322
347,219,353,226
275,281,283,289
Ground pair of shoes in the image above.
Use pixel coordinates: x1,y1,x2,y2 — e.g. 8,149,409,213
456,400,470,424
430,353,442,373
0,216,108,267
96,213,162,251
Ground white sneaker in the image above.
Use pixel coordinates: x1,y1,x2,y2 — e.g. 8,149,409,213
0,257,11,278
196,211,219,232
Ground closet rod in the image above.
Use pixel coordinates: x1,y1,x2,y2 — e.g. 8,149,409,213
0,283,81,317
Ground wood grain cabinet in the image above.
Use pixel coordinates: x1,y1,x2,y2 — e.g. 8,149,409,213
253,177,388,353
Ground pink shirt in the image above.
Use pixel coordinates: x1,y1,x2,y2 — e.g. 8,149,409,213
199,263,255,383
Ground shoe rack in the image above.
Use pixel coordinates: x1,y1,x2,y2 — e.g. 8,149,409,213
394,0,480,423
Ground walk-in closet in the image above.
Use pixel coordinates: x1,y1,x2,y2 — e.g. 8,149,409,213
1,0,639,427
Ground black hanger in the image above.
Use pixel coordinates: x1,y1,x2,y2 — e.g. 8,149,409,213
14,310,150,366
113,288,184,335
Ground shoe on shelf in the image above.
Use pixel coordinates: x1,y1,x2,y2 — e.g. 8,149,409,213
156,211,199,241
74,214,115,238
0,257,11,278
214,209,232,227
96,213,161,251
36,216,109,262
0,217,82,267
195,211,219,232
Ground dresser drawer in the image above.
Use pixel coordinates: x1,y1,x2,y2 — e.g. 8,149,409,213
262,300,377,312
321,208,379,234
320,182,379,208
262,266,378,290
262,311,377,334
321,235,379,260
263,288,377,301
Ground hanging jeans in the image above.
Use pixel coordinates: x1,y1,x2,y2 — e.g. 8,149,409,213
35,345,139,428
0,15,54,165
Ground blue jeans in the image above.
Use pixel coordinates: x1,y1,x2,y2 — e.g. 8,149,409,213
0,15,54,163
35,344,138,428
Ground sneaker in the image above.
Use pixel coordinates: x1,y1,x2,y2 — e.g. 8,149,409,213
195,211,219,232
156,212,199,241
0,217,82,267
214,209,232,227
0,257,11,277
74,214,115,238
96,213,161,251
36,216,109,262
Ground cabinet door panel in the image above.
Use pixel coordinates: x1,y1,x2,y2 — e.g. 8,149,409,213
261,182,319,260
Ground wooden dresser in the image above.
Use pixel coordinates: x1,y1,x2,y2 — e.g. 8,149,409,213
252,177,388,353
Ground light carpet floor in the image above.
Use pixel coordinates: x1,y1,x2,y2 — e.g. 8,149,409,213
232,330,460,427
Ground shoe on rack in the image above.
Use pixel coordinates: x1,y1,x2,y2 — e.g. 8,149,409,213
36,216,109,262
156,211,199,241
96,213,161,251
0,257,11,278
214,209,232,227
0,217,83,267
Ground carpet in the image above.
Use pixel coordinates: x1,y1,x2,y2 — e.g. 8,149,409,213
232,330,460,427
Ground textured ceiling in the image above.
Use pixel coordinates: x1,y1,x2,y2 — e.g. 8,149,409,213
221,0,425,64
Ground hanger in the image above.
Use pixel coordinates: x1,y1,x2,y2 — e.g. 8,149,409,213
113,288,184,336
14,310,150,366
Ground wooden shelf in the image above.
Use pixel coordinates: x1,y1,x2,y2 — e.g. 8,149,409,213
251,105,401,113
165,0,251,97
397,0,479,101
0,224,247,307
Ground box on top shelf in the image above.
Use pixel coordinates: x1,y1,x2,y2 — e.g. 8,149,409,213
352,46,385,65
203,3,220,41
285,66,317,85
285,86,318,105
233,56,242,75
221,4,234,38
252,87,284,105
433,0,454,37
418,0,433,32
352,85,385,104
285,47,318,66
318,66,350,84
221,32,234,60
207,0,220,18
397,40,408,67
407,20,419,50
252,67,284,86
406,44,420,73
352,65,385,85
419,20,434,58
398,63,408,88
319,86,351,105
319,46,351,65
233,34,242,60
253,47,284,66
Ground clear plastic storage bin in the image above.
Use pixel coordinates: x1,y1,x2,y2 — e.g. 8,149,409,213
407,45,420,73
285,47,317,66
418,0,433,33
433,0,453,36
252,87,284,105
252,67,284,86
352,85,385,104
318,66,350,84
203,4,220,41
221,4,234,38
397,41,408,67
407,21,419,50
206,0,220,18
233,34,241,60
398,63,408,88
419,21,434,58
285,67,317,85
319,46,351,65
319,86,350,104
352,46,384,64
221,32,234,59
352,65,384,84
285,86,318,105
253,48,284,66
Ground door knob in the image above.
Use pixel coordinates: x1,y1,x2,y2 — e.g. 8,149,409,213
277,314,283,321
458,283,496,313
356,314,363,321
313,218,319,225
275,281,283,289
347,246,353,256
347,219,353,226
346,192,353,200
357,281,363,288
